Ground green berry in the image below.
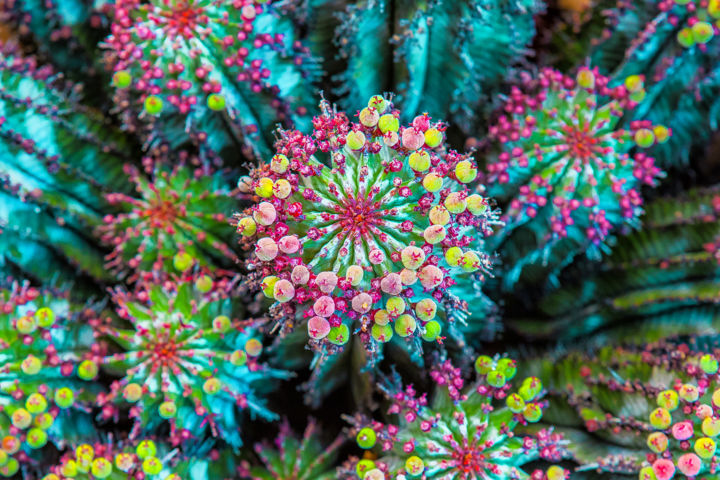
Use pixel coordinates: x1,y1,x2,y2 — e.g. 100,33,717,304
142,457,163,476
523,403,543,422
54,387,75,408
173,252,194,272
475,355,493,375
405,456,424,476
346,131,366,150
701,354,719,374
649,407,672,429
16,315,37,334
421,320,441,342
213,315,232,334
647,432,669,453
0,458,19,477
577,69,595,89
328,324,350,345
653,125,670,144
207,93,226,111
26,428,47,449
692,21,714,44
678,28,696,48
367,95,388,113
195,275,213,293
34,412,54,430
455,160,477,183
26,393,48,414
657,389,679,411
78,360,99,380
394,314,417,337
506,393,525,413
486,370,506,388
91,458,113,479
35,307,55,327
144,95,163,115
371,323,393,343
695,437,717,459
230,349,247,366
11,408,31,429
634,128,655,148
424,128,443,148
378,114,399,133
356,459,376,478
496,358,517,380
136,440,157,459
356,427,377,449
159,401,177,419
203,377,221,395
112,71,132,88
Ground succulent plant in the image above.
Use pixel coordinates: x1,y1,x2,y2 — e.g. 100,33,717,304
0,0,107,77
508,186,720,344
102,0,318,157
98,152,241,283
0,281,103,477
0,50,132,291
235,94,499,372
485,66,666,288
93,275,291,448
238,418,343,480
289,0,541,135
343,355,567,479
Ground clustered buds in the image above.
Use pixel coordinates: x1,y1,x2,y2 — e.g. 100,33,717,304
99,158,239,283
92,275,288,447
42,439,178,480
237,419,343,480
0,283,101,476
655,0,720,49
103,0,307,132
642,352,720,480
236,95,498,356
486,67,666,251
346,355,566,479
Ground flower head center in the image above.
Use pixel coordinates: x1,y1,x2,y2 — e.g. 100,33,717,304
154,1,205,39
564,125,597,161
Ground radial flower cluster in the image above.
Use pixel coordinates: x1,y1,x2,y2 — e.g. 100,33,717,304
346,356,566,480
103,0,311,142
42,439,179,480
486,67,666,256
235,95,498,355
0,283,102,476
93,275,290,448
99,157,239,283
638,351,720,480
238,419,343,480
653,0,720,49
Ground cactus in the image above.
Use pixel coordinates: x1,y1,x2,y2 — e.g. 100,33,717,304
509,186,720,344
0,50,131,289
102,0,318,157
343,355,567,479
526,343,720,478
485,66,666,288
93,275,291,448
235,94,499,369
97,152,241,283
238,419,343,480
0,281,103,477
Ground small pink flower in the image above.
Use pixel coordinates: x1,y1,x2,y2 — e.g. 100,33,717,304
671,421,694,441
652,458,675,480
677,453,701,477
